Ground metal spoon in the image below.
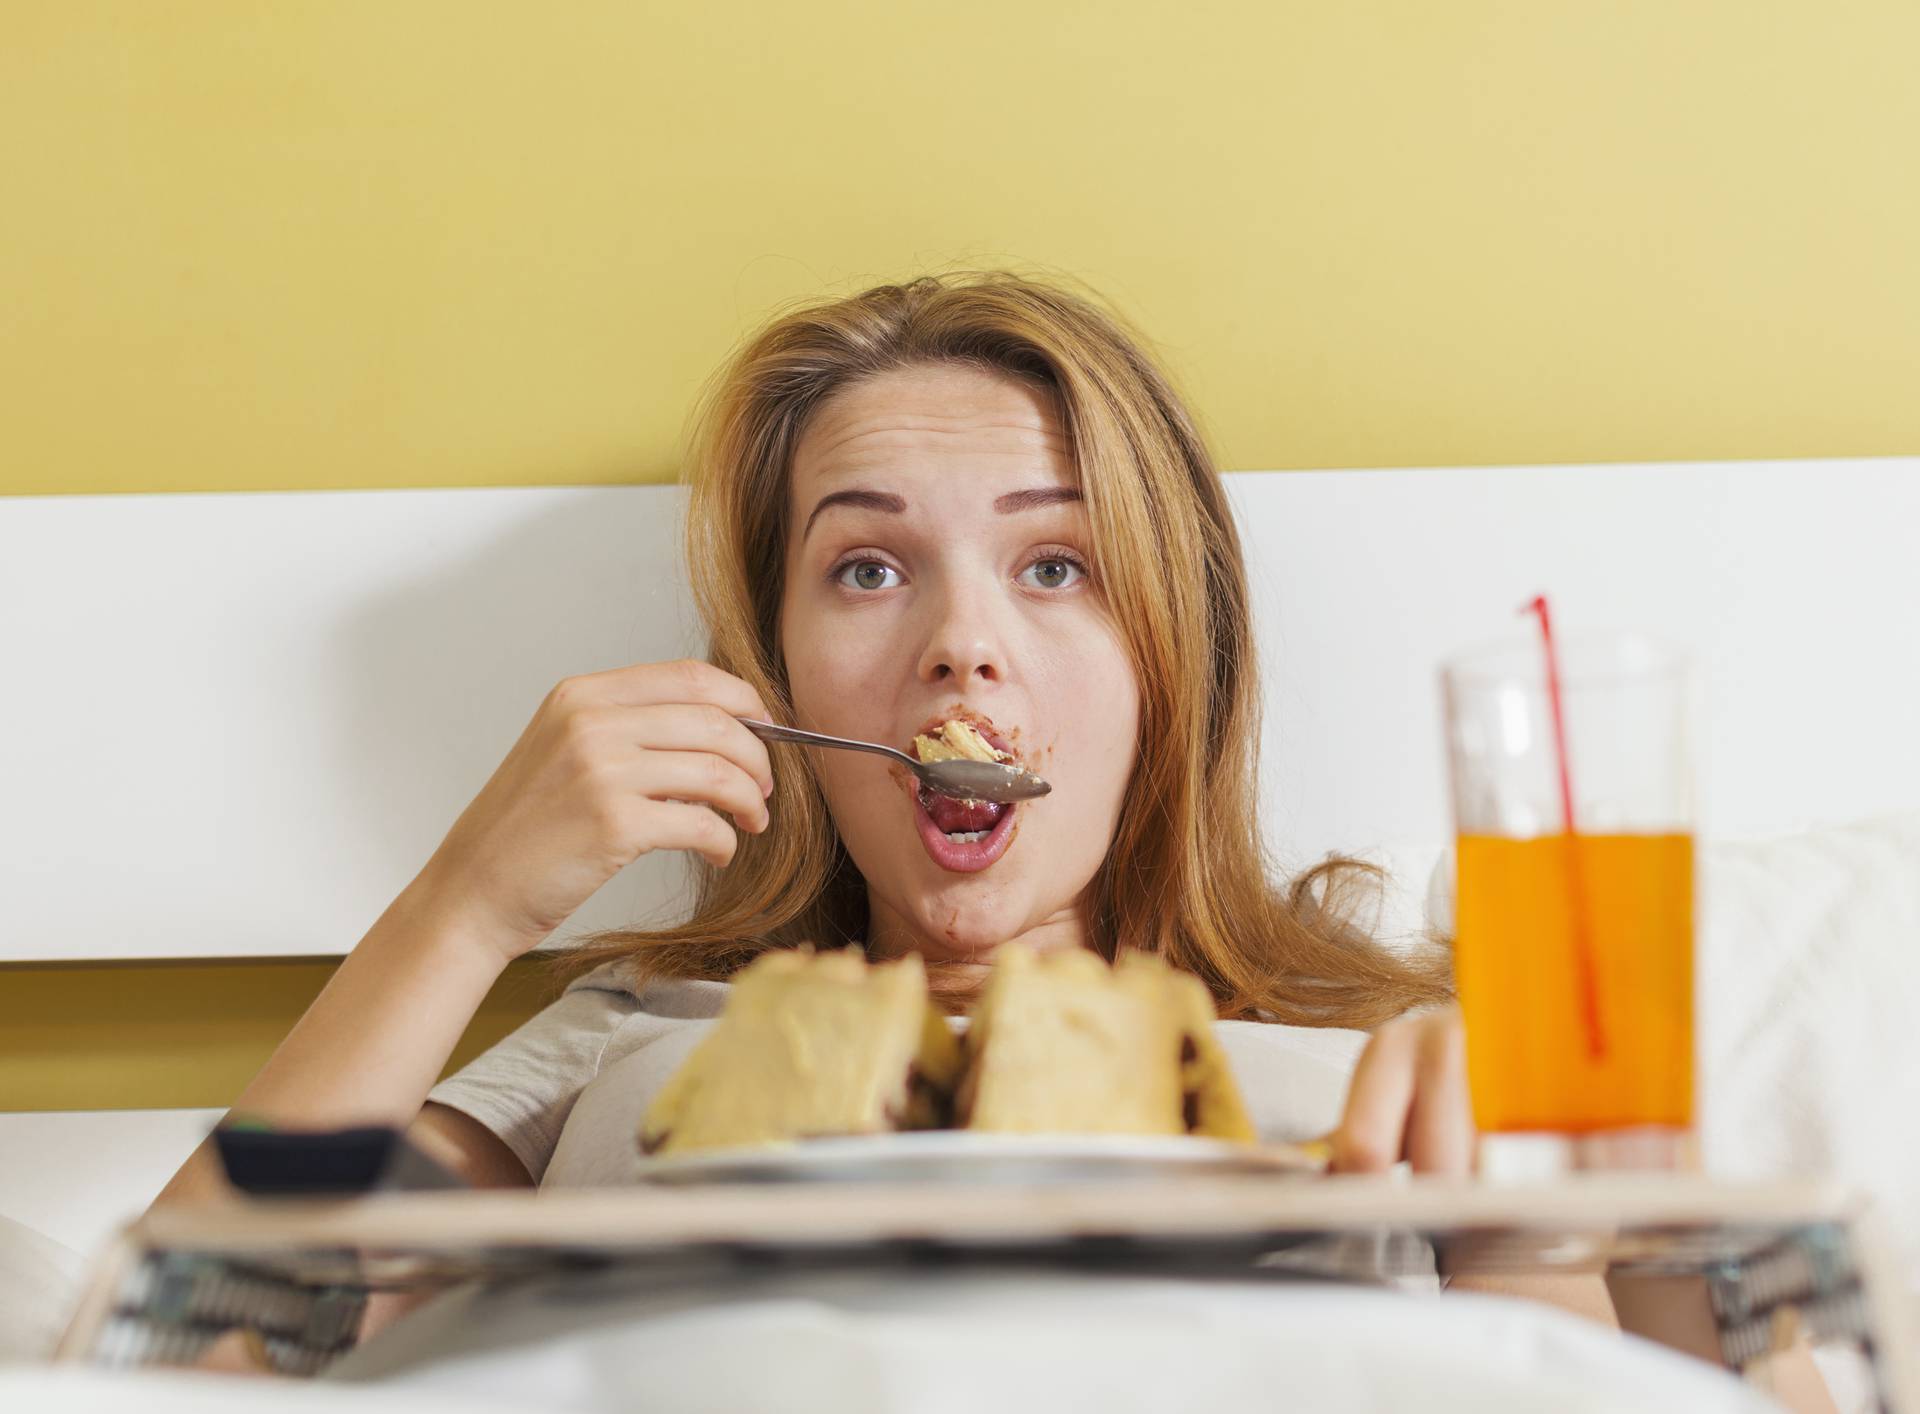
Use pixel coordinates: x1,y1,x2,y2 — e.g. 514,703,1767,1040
739,719,1051,804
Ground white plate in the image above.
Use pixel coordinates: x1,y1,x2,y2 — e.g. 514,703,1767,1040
632,1132,1329,1186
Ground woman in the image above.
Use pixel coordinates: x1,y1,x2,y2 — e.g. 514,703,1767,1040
152,271,1471,1214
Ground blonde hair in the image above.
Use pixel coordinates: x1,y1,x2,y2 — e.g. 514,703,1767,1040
552,272,1450,1027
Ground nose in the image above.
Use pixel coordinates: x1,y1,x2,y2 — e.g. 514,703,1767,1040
914,581,1008,688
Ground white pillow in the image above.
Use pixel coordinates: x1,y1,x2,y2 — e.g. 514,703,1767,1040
0,1213,85,1364
1695,812,1920,1280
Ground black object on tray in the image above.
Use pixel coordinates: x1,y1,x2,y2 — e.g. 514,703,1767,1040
214,1122,470,1196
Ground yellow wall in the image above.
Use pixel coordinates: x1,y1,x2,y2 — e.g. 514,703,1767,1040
5,2,1918,501
5,4,1916,1109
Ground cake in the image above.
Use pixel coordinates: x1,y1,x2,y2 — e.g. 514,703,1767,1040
910,720,1006,765
1164,958,1259,1142
639,944,1256,1157
639,949,963,1156
957,945,1256,1141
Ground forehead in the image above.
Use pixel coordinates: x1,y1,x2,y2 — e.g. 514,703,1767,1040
789,363,1073,497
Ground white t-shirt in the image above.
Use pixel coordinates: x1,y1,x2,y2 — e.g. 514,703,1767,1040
426,960,1371,1187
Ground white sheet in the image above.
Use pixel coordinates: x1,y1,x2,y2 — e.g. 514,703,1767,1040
0,1366,553,1412
321,1268,1776,1414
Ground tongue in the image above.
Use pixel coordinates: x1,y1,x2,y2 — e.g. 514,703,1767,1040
924,791,1006,834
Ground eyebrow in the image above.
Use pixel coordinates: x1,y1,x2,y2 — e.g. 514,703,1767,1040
801,489,908,541
802,485,1084,542
993,486,1082,515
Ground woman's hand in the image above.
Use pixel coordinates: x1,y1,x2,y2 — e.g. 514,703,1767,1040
416,659,776,963
1329,1003,1476,1176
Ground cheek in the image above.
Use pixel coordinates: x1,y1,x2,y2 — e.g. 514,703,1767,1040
782,625,905,840
1088,624,1140,713
782,601,894,729
780,591,837,709
1084,683,1141,809
1023,627,1140,824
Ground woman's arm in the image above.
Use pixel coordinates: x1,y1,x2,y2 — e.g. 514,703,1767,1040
150,874,525,1208
148,659,776,1211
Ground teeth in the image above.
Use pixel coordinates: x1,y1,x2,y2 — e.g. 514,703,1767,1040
945,830,989,844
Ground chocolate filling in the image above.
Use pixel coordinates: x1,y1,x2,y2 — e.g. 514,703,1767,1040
640,1128,672,1156
953,1053,982,1128
888,1061,957,1131
1179,1035,1199,1065
1183,1092,1202,1132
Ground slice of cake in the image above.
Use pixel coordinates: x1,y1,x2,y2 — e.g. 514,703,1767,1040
910,719,1006,765
639,949,962,1157
957,945,1256,1142
1161,959,1258,1143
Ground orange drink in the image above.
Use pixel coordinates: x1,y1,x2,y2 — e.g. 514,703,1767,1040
1443,625,1696,1149
1454,831,1693,1132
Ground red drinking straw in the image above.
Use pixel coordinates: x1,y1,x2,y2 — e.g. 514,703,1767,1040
1523,595,1608,1060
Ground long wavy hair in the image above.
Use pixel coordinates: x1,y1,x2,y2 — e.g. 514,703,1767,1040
551,272,1451,1027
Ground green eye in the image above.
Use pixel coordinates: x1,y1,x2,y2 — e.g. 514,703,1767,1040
838,560,900,591
1020,557,1083,590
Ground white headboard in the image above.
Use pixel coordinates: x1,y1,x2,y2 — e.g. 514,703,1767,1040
4,459,1917,964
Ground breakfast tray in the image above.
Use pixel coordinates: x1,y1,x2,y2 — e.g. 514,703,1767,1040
54,1172,1920,1407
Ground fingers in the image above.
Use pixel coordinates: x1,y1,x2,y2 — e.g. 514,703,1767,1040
1330,1019,1419,1174
1331,1009,1477,1177
633,799,744,870
567,659,772,722
627,750,770,835
1404,1014,1474,1176
626,703,776,799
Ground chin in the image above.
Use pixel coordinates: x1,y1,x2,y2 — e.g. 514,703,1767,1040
905,887,1032,961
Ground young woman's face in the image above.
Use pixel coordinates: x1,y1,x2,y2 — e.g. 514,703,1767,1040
779,363,1140,964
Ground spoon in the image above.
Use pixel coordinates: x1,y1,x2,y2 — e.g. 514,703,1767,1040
738,719,1051,804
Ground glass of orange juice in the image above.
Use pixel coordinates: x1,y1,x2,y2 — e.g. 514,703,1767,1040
1442,628,1694,1153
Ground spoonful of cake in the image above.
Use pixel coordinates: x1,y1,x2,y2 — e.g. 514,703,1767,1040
739,719,1051,804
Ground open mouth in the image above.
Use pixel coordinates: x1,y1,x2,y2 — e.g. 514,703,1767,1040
907,716,1025,874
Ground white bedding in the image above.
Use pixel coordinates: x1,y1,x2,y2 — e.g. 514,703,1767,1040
0,1366,548,1413
1695,812,1920,1285
337,1268,1775,1414
0,1216,81,1365
0,1224,1786,1411
0,1279,1782,1414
